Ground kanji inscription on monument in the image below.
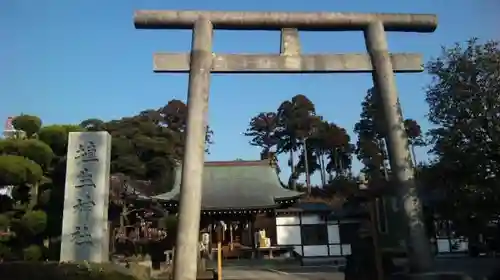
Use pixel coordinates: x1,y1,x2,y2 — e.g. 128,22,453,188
60,131,112,262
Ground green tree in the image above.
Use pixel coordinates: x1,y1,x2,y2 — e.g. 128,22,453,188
11,115,42,139
0,115,52,261
354,88,389,181
276,94,317,190
79,118,106,131
424,38,500,235
80,99,214,195
404,119,425,165
354,88,425,180
38,125,83,157
0,155,43,186
245,94,354,189
244,112,279,156
309,120,354,184
1,101,217,260
0,139,54,171
36,124,85,251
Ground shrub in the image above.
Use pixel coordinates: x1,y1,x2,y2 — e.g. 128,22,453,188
22,245,42,261
0,262,143,280
20,210,47,235
11,115,42,139
0,155,43,185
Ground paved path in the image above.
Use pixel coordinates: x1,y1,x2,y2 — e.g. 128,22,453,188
220,266,344,280
218,257,499,280
272,270,345,280
269,266,344,280
221,266,292,280
434,257,499,280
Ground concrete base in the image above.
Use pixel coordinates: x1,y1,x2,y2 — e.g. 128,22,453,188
392,272,473,280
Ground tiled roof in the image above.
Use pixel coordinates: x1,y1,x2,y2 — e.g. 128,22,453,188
144,160,303,210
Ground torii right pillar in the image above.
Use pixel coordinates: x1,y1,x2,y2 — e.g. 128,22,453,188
365,21,433,273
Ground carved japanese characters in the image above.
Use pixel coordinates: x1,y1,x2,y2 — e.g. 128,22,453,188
60,132,112,263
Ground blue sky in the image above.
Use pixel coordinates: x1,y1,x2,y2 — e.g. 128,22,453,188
1,0,498,184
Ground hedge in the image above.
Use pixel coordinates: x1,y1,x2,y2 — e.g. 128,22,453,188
0,262,144,280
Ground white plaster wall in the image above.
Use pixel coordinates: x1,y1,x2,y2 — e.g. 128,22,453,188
294,246,303,256
437,239,468,253
301,214,322,225
276,213,351,257
60,131,111,263
276,225,301,245
454,240,468,252
329,244,352,255
276,216,300,225
436,239,450,253
327,224,340,243
277,215,302,256
303,245,328,256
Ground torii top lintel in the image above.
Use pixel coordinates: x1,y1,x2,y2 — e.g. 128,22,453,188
134,10,438,32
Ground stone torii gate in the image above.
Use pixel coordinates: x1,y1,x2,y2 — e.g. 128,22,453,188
134,10,438,279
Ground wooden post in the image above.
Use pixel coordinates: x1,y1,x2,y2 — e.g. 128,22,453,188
216,224,223,280
208,221,213,260
229,224,234,250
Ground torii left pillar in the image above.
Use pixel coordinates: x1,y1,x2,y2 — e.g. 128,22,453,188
173,18,213,280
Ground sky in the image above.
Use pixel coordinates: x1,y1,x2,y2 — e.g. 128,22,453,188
1,0,499,185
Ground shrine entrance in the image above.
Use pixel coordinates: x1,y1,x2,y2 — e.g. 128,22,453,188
133,9,438,279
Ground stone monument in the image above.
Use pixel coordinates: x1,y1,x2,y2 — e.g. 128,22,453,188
60,131,112,262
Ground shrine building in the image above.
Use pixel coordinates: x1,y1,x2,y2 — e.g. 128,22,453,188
136,159,363,262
